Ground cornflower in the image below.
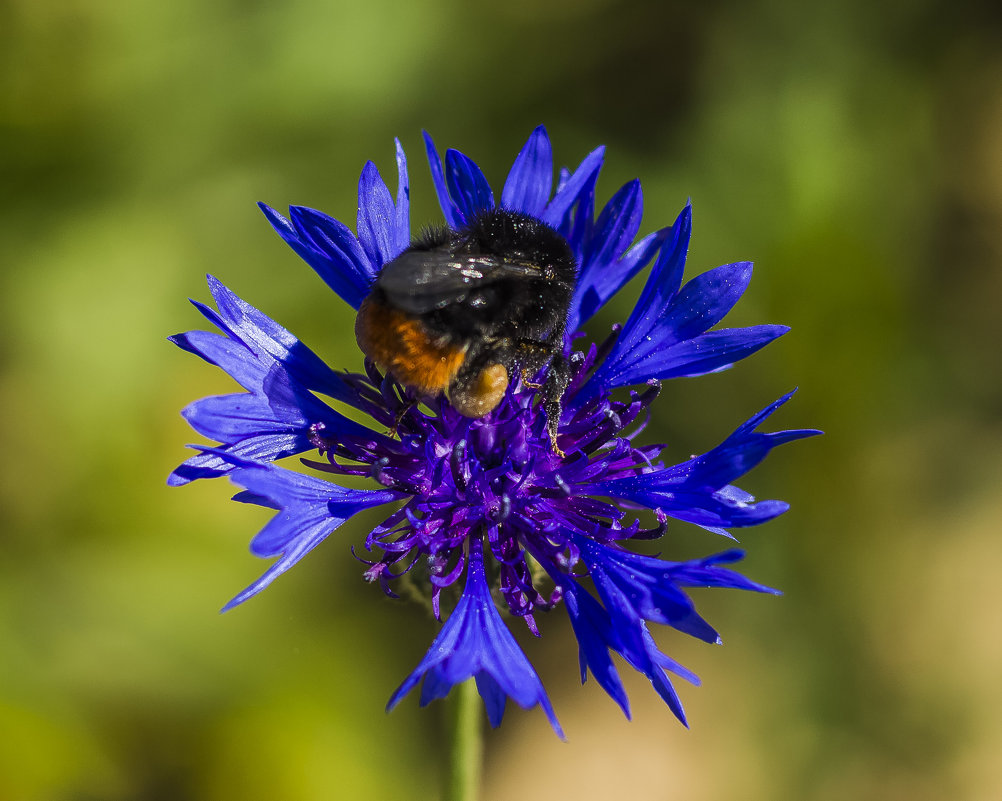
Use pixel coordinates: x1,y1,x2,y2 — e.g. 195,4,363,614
171,127,819,737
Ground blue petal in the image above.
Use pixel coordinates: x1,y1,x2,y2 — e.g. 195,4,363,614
584,180,644,275
668,549,782,594
592,392,821,529
258,203,373,310
393,138,410,255
554,546,695,724
541,145,605,230
387,539,563,737
550,571,631,716
643,202,691,303
606,325,791,387
182,391,310,441
474,673,509,729
654,390,820,488
557,158,600,263
583,204,691,382
179,354,356,445
171,329,267,393
575,535,721,644
423,131,462,228
639,627,691,724
169,279,373,485
218,458,402,610
168,434,308,486
659,261,754,344
555,166,571,195
615,203,692,350
501,125,553,216
584,204,793,391
445,148,495,222
569,227,671,333
356,161,402,269
647,496,791,531
641,626,701,687
579,539,779,636
567,176,674,331
562,535,779,724
208,276,358,402
355,141,409,267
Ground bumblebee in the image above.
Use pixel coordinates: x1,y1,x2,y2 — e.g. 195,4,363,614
355,208,576,450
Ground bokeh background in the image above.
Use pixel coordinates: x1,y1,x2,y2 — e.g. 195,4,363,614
3,0,1001,799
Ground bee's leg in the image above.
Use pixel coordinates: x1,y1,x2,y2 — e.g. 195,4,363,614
521,371,543,389
393,396,417,430
541,351,569,456
513,336,569,455
514,337,557,386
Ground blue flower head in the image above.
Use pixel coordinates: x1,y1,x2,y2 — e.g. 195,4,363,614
171,127,819,737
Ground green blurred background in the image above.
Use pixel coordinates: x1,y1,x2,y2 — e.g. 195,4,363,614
3,0,1001,799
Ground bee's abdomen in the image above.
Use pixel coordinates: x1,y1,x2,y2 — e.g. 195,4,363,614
355,295,467,393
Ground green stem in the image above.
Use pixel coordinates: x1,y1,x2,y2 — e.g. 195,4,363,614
448,678,483,801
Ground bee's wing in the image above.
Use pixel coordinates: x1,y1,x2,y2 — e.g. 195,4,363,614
377,251,540,314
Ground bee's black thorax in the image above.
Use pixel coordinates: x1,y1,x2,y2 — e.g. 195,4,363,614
411,210,575,345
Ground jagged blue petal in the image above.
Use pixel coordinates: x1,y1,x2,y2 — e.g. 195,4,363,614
474,673,509,729
423,131,462,228
357,162,400,269
218,456,402,610
583,180,644,275
658,261,755,344
258,203,373,309
541,145,605,230
567,179,673,332
168,278,372,485
169,434,308,486
501,125,553,216
547,569,631,717
562,535,778,723
556,159,599,260
606,325,791,387
568,226,671,333
575,534,721,644
444,148,495,222
592,392,822,528
555,540,696,724
578,203,690,390
181,391,310,442
387,539,563,738
171,329,267,394
646,495,791,531
393,138,410,255
584,205,791,391
202,275,358,402
667,549,782,594
626,202,692,332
